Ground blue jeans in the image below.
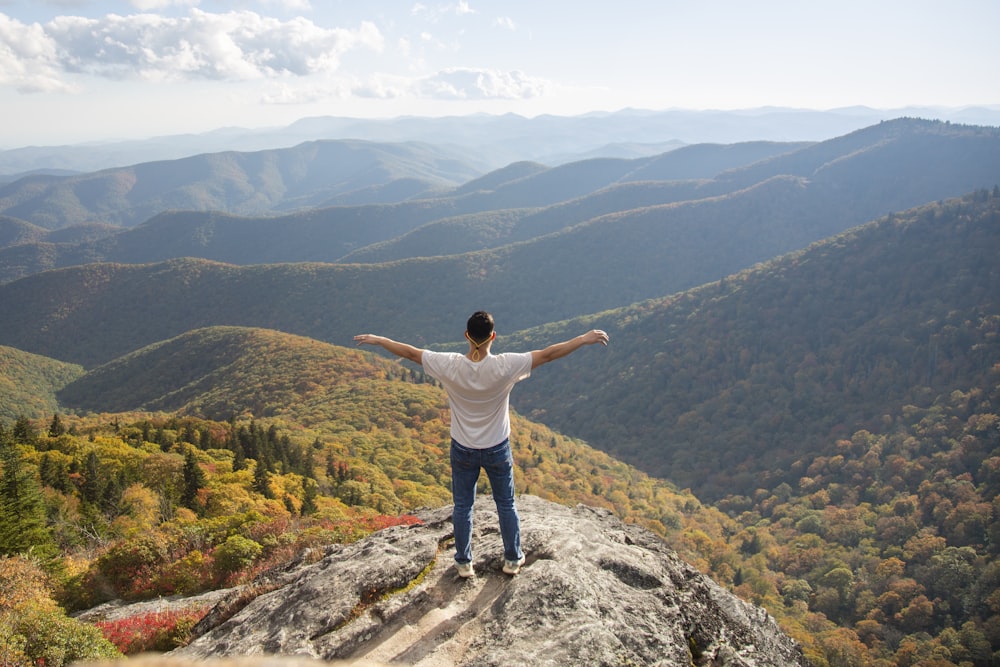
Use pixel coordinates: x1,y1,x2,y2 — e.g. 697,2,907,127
450,438,522,564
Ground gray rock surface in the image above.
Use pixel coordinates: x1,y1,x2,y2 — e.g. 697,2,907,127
173,495,808,666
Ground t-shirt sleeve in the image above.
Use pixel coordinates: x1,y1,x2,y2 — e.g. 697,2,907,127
510,352,533,383
421,349,444,380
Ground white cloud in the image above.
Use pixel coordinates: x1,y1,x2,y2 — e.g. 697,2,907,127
2,9,383,88
255,67,551,107
259,0,314,12
127,0,198,11
0,13,73,92
352,76,407,100
410,1,475,22
494,16,515,31
416,67,547,100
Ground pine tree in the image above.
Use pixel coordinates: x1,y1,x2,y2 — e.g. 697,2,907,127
12,416,37,445
0,425,58,561
301,477,318,515
232,440,247,472
48,413,66,438
81,451,103,504
252,459,273,499
181,448,206,511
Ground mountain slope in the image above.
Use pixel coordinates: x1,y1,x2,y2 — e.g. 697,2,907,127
337,179,719,263
55,326,388,417
0,215,46,247
509,190,1000,500
0,174,892,366
2,118,996,286
721,118,1000,195
0,140,483,230
47,324,719,541
28,190,998,518
0,345,84,421
0,139,787,278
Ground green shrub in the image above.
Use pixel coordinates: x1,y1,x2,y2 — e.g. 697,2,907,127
1,602,120,666
213,534,263,581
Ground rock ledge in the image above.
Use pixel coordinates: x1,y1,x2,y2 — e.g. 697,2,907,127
173,495,808,666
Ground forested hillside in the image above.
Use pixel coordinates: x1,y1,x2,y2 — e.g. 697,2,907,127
1,118,999,666
0,330,754,661
1,119,997,287
512,190,1000,500
3,124,999,367
0,346,83,421
0,139,482,230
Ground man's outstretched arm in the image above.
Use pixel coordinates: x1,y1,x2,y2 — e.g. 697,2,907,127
354,334,423,364
531,329,608,369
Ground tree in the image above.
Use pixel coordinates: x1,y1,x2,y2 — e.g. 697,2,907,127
301,477,318,515
80,451,103,504
48,414,66,438
11,417,36,446
252,460,273,499
0,427,58,562
181,449,206,512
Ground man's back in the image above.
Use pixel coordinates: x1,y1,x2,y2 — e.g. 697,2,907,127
422,350,532,449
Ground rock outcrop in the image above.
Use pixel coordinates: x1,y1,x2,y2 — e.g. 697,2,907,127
173,496,807,666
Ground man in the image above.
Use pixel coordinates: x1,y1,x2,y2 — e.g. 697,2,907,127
354,311,609,578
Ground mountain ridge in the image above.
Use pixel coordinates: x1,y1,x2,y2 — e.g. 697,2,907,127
0,139,484,230
4,105,997,175
1,118,996,287
1,191,997,664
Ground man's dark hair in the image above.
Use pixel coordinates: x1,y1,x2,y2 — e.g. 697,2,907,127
466,311,494,342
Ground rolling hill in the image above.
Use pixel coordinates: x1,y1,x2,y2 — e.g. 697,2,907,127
0,139,484,230
509,190,1000,501
3,188,996,504
0,138,803,282
0,175,890,366
0,345,84,421
0,119,996,289
1,190,998,666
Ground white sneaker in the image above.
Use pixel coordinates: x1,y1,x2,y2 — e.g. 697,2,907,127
456,561,475,578
502,556,526,575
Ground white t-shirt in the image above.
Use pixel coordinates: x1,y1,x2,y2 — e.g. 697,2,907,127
422,350,533,449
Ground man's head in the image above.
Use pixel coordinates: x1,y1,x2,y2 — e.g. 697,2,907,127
466,311,495,343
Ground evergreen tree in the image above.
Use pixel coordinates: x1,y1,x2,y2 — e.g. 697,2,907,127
12,416,37,445
48,413,66,438
80,451,103,504
301,477,318,516
100,472,124,516
181,448,206,511
0,425,58,561
232,440,247,472
252,459,273,499
303,448,316,480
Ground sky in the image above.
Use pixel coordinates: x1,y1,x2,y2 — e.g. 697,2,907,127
0,0,997,148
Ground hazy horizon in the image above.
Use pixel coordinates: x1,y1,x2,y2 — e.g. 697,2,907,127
1,0,997,149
